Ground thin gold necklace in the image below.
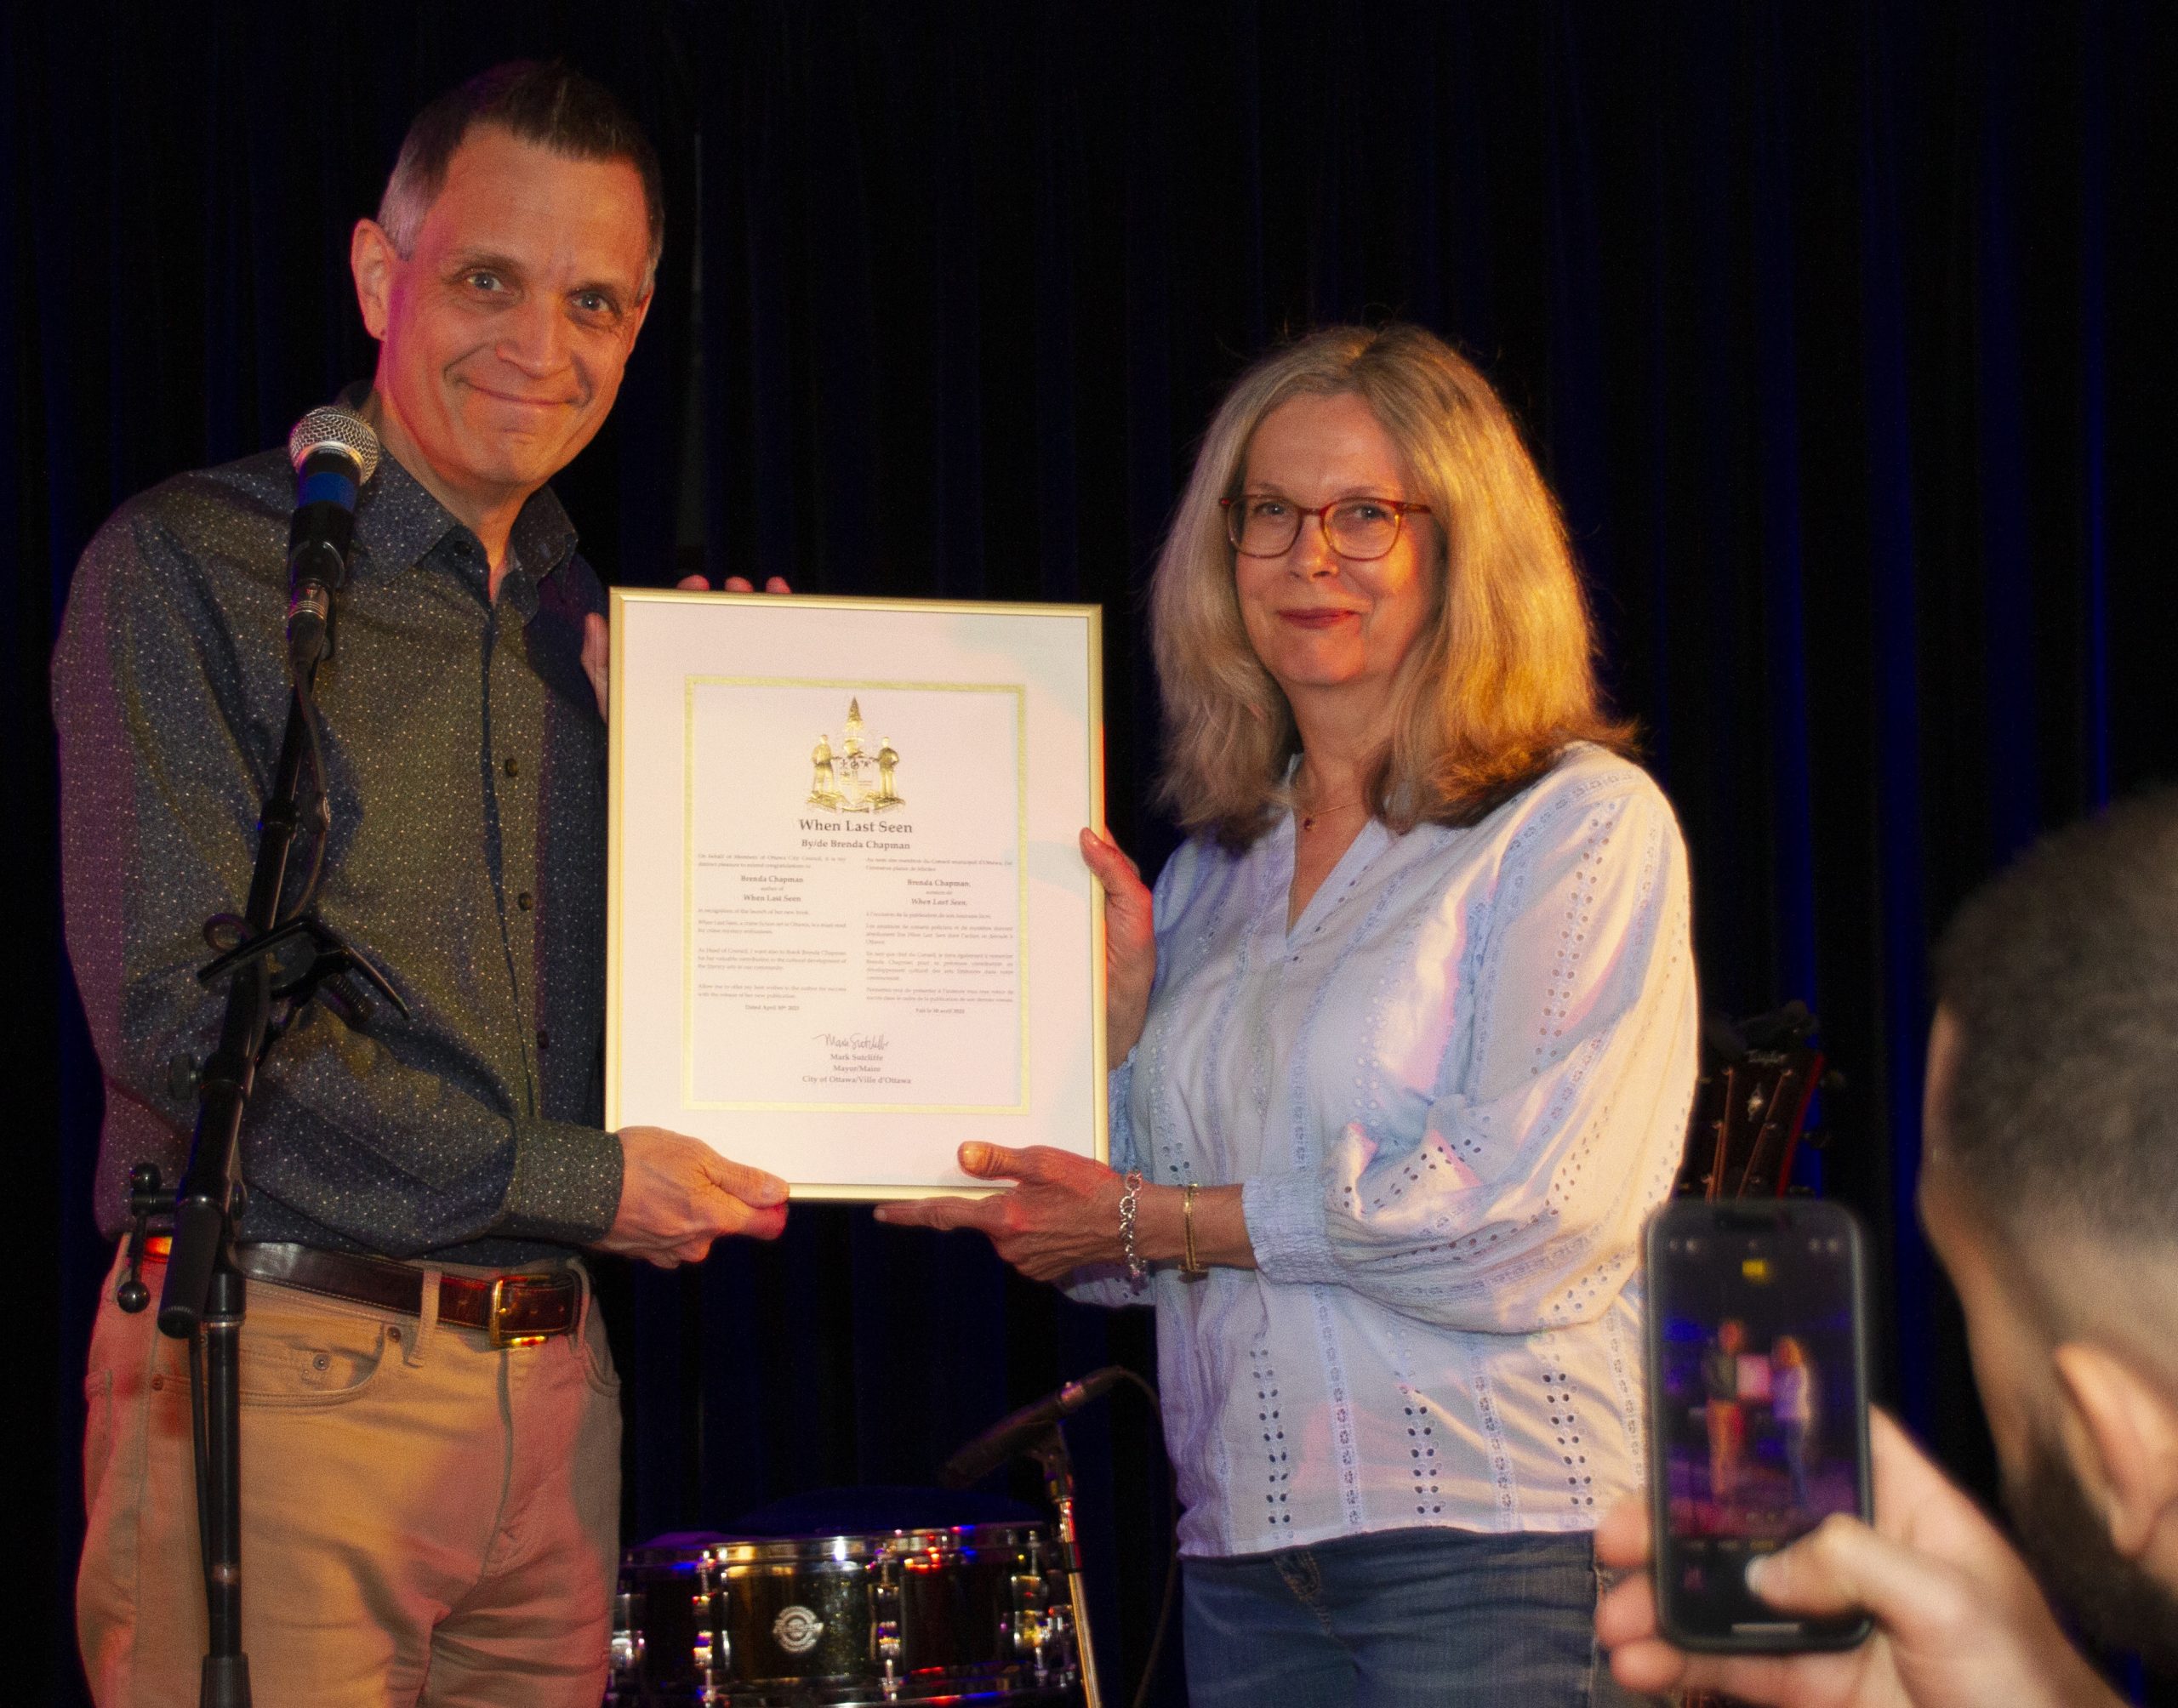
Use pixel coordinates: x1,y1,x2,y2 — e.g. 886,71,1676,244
1297,796,1366,833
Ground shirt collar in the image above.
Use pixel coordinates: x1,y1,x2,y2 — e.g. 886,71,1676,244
337,386,579,585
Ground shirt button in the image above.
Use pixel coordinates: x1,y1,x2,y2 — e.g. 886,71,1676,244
503,756,520,778
517,891,533,911
536,1029,551,1053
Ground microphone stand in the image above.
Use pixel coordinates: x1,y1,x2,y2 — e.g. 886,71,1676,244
1027,1426,1103,1708
118,650,402,1708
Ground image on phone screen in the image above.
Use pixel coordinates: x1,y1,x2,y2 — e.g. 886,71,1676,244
1646,1199,1871,1648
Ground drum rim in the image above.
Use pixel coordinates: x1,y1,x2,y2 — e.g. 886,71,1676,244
711,1522,1047,1564
621,1521,1049,1568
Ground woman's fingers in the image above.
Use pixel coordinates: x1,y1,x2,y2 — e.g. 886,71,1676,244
872,1193,1002,1233
961,1142,1088,1184
1078,825,1143,884
959,1142,1026,1179
1080,828,1157,1060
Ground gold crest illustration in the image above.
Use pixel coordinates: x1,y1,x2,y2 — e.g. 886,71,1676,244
807,697,904,813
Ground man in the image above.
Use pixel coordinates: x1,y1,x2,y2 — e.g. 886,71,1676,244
1704,1318,1749,1502
59,63,785,1705
1596,790,2178,1704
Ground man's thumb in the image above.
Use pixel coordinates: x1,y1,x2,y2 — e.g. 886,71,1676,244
1745,1514,1902,1620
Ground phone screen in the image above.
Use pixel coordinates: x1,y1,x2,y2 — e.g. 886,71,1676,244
1645,1199,1873,1649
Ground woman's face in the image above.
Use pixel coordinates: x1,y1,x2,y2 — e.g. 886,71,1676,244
1233,390,1437,720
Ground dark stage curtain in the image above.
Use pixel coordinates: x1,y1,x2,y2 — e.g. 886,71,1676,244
10,3,2175,1701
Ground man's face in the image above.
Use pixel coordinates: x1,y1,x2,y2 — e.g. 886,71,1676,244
2006,1415,2178,1672
1920,1006,2178,1665
353,126,653,520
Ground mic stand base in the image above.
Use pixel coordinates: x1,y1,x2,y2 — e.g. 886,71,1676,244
1029,1427,1103,1708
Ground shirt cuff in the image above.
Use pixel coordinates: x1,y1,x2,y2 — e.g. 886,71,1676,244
1242,1166,1348,1286
497,1119,624,1245
1106,1050,1140,1175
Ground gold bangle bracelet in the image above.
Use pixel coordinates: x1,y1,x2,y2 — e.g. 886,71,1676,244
1180,1182,1208,1279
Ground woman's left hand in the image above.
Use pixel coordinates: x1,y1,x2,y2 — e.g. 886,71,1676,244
873,1142,1126,1282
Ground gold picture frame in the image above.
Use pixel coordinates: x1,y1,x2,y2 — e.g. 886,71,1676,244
606,589,1108,1200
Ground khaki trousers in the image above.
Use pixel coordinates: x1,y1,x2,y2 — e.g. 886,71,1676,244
77,1247,622,1707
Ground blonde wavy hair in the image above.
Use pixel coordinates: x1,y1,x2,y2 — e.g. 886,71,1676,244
1150,323,1630,845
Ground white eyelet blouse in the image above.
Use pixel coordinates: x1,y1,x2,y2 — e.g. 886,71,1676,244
1077,744,1698,1558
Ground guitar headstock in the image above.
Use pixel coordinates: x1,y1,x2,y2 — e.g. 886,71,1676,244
1674,1004,1827,1204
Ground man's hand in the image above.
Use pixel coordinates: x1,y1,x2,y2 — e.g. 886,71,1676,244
582,574,792,719
873,1142,1124,1282
596,1126,790,1267
1594,1409,2123,1708
1079,828,1155,1061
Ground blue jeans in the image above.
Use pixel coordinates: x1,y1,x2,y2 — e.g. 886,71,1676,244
1182,1527,1649,1708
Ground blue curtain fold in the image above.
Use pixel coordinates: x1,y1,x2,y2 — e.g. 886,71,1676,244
12,2,2175,1701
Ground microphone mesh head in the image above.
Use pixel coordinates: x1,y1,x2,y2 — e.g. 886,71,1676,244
288,406,382,483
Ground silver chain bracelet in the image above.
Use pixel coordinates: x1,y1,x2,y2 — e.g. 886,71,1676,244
1118,1168,1146,1282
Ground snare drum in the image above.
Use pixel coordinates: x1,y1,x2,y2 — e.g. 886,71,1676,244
608,1523,1079,1705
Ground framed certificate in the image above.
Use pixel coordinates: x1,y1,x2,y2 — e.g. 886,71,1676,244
606,590,1108,1199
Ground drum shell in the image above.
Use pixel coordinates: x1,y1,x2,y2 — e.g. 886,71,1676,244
612,1523,1073,1705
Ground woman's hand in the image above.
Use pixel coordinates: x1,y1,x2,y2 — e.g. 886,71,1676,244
1080,828,1155,1061
873,1142,1126,1282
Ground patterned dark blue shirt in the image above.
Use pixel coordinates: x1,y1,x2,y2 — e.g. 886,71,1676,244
55,436,622,1264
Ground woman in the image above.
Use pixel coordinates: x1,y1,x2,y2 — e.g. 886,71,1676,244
1770,1335,1817,1512
880,324,1696,1705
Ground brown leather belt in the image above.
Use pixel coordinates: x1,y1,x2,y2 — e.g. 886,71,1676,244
229,1243,579,1347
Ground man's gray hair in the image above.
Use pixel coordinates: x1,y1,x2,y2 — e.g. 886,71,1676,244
378,60,664,288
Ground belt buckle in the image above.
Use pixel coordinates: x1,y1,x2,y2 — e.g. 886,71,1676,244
487,1274,553,1349
487,1276,520,1349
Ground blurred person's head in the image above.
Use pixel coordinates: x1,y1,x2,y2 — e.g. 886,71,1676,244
1922,789,2178,1668
1717,1320,1746,1354
1772,1335,1805,1370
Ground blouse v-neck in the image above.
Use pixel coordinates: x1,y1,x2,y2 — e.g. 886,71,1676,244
1277,809,1391,941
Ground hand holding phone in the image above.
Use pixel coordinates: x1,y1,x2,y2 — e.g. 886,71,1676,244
1596,1411,2129,1706
1643,1198,1874,1651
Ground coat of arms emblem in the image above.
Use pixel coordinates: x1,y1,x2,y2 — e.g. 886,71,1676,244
807,697,904,814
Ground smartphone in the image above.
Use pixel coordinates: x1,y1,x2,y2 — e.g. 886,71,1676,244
1644,1197,1873,1651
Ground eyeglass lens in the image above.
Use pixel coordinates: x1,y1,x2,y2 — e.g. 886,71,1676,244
1228,497,1407,561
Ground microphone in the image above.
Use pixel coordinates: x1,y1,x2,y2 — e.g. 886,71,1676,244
283,406,381,680
939,1367,1130,1488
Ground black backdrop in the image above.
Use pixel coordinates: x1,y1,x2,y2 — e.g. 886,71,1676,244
10,2,2177,1702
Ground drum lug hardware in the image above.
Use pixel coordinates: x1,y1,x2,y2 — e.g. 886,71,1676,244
872,1548,904,1699
608,1590,644,1679
693,1548,729,1705
1046,1600,1076,1682
1011,1570,1047,1673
